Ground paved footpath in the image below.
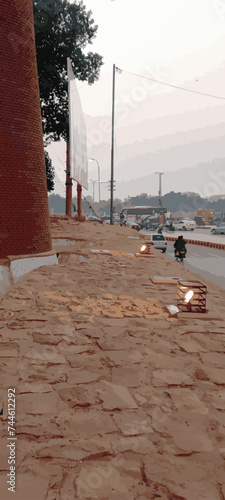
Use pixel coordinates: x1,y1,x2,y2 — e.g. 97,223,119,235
1,217,225,500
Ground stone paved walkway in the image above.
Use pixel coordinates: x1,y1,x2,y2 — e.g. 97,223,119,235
1,217,225,499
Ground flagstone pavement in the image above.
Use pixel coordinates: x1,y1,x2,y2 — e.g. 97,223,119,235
1,216,225,500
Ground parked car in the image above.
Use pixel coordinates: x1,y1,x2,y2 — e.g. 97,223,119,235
148,234,167,253
194,217,205,226
146,224,159,231
140,221,159,231
173,218,196,231
130,222,141,230
211,225,225,234
124,221,140,230
87,216,103,223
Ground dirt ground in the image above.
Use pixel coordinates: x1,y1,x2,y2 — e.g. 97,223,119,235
1,215,225,500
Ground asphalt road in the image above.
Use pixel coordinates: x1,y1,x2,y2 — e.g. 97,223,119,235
138,228,225,289
163,227,225,244
140,227,225,245
165,239,225,290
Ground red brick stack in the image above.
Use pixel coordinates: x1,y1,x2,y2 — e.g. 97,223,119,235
0,0,52,258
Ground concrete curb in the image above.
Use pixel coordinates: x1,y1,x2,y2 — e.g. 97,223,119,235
0,251,58,294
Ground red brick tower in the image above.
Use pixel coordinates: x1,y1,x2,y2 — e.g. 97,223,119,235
0,0,52,258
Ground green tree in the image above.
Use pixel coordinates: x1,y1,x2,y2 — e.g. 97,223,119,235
45,151,55,192
33,0,103,142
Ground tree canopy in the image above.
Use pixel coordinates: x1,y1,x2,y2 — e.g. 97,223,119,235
33,0,103,142
45,151,55,192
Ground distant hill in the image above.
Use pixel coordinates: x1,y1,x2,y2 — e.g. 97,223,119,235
208,195,225,202
112,158,225,201
48,194,99,215
85,100,225,201
181,192,200,198
128,192,225,214
48,194,66,214
48,192,225,216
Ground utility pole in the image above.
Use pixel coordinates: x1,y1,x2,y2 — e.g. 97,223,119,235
155,172,164,223
89,179,98,202
155,172,164,206
155,172,164,198
110,63,116,225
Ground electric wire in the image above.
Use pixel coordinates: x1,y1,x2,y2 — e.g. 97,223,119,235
117,67,225,101
48,143,66,191
48,143,65,169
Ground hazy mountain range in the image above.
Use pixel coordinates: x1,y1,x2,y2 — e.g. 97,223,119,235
84,66,225,200
49,65,225,201
85,118,225,200
48,191,225,216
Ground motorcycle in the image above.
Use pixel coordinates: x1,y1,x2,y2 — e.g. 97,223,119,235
165,223,175,232
174,248,186,262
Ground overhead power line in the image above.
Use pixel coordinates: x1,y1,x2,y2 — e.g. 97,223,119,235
117,68,225,101
48,143,65,169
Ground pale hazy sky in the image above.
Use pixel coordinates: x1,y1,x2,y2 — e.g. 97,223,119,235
49,0,225,199
73,0,225,115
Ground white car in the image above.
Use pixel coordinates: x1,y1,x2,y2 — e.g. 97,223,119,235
211,225,225,235
148,234,167,253
173,218,196,231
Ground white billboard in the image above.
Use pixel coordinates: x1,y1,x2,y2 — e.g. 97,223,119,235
67,57,88,190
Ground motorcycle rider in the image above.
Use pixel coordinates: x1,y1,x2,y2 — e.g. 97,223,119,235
173,235,187,260
165,220,175,231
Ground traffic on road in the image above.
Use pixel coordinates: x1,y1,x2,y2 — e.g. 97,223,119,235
139,226,225,289
165,240,225,290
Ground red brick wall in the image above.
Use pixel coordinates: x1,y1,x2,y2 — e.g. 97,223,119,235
0,0,52,258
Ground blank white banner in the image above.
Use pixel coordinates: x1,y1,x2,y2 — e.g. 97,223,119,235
67,57,88,190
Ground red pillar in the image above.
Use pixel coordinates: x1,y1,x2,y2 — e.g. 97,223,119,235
77,184,82,217
66,142,72,216
74,183,86,222
0,0,52,258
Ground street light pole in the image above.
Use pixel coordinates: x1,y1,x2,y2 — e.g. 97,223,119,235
89,179,98,202
110,63,116,225
89,158,100,202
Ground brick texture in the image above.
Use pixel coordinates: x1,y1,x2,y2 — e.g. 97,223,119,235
0,0,52,257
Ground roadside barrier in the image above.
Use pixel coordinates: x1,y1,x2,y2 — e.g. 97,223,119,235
165,236,225,251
